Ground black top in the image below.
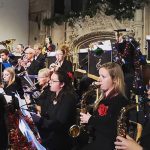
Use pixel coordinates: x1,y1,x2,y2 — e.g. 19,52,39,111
4,80,24,98
59,59,73,74
35,53,46,70
140,117,150,150
0,94,8,150
27,58,44,75
37,91,77,150
82,94,128,150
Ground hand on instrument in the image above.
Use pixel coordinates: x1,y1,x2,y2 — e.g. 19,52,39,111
80,112,91,124
114,135,143,150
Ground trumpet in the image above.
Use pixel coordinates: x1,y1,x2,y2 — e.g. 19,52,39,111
69,83,99,138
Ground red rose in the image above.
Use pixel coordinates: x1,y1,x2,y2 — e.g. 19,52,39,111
98,104,108,116
67,72,74,79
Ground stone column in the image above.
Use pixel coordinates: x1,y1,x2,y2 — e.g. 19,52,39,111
144,1,150,60
134,9,144,53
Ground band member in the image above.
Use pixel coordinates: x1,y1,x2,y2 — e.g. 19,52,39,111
32,70,77,150
3,67,24,98
49,48,73,75
35,68,52,112
24,47,43,75
80,62,129,150
34,43,46,70
42,36,55,54
0,94,8,150
115,65,150,150
0,49,16,71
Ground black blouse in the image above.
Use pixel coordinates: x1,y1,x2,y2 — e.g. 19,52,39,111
82,94,129,150
37,91,77,150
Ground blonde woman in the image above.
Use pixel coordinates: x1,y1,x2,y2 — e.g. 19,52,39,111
80,62,129,150
35,68,52,113
3,67,24,97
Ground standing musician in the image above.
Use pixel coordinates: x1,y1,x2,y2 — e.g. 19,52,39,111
42,36,55,55
80,62,129,150
31,70,77,150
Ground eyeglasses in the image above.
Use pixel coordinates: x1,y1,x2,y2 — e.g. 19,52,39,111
50,80,60,83
25,53,33,55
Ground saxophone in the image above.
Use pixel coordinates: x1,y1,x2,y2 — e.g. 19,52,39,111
69,83,99,138
117,104,142,141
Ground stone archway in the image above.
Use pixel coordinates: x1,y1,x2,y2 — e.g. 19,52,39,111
72,31,116,49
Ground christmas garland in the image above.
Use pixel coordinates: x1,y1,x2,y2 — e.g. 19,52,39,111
43,0,148,26
8,109,41,150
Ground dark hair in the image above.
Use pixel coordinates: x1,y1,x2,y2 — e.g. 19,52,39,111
47,36,52,43
54,70,74,92
0,49,9,55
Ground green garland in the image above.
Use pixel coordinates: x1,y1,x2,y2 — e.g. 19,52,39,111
43,0,148,26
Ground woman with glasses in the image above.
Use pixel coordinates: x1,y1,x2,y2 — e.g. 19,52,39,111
32,70,77,150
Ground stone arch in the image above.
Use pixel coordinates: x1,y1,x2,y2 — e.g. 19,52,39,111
71,31,116,50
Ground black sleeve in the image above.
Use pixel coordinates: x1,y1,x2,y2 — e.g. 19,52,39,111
0,94,8,149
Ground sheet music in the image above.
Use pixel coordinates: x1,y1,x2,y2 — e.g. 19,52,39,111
15,92,31,118
16,92,46,149
4,95,12,103
19,118,46,150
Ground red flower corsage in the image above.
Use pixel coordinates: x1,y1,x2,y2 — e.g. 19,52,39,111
67,72,74,79
98,104,108,116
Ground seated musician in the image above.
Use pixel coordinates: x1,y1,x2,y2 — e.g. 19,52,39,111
33,43,46,70
115,65,150,150
23,47,43,75
35,68,52,113
80,62,129,150
32,70,77,150
3,67,24,98
0,49,16,71
49,47,73,75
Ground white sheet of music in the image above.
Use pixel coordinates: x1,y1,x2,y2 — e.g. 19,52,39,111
4,95,12,103
15,92,31,118
19,118,46,150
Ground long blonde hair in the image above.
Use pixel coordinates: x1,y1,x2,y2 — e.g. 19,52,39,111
4,67,15,87
94,62,126,110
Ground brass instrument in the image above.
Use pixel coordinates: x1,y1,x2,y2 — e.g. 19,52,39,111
0,39,16,52
117,104,141,141
69,83,99,138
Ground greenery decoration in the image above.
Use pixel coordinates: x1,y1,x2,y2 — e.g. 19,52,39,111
43,0,148,26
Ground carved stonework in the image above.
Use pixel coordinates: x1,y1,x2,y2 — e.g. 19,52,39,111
67,10,135,49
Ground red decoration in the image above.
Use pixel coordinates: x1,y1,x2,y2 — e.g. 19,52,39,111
67,71,74,79
98,104,108,116
8,109,41,149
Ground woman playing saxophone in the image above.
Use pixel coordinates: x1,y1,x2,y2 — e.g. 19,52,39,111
80,62,129,150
